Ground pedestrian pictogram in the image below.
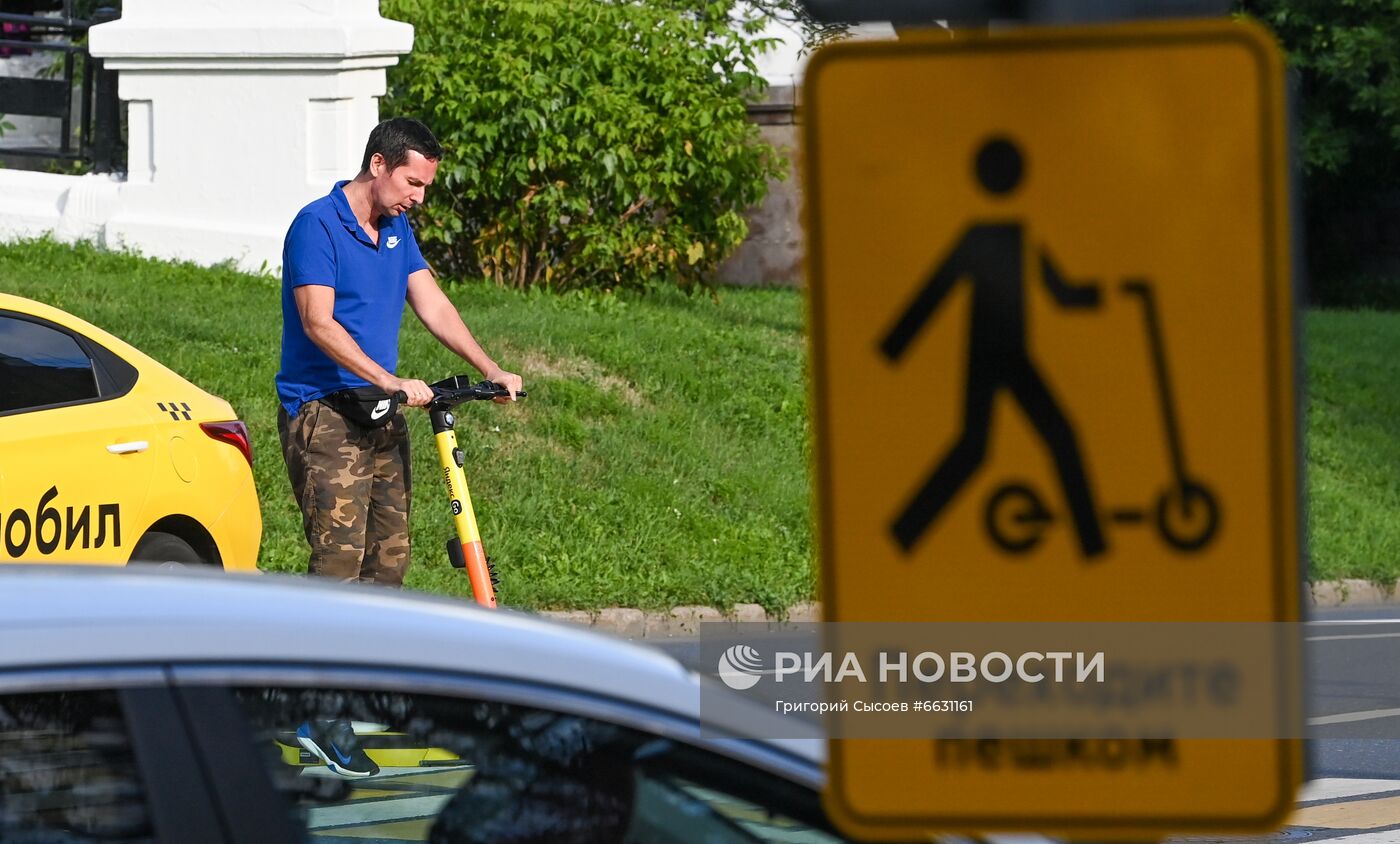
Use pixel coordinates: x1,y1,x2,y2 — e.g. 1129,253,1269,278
882,135,1107,559
802,18,1302,840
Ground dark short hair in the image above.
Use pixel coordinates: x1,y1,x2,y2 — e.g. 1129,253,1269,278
360,117,444,173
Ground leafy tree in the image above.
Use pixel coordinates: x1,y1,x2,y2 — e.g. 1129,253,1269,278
381,0,786,290
1239,0,1400,304
1240,0,1400,176
743,0,850,52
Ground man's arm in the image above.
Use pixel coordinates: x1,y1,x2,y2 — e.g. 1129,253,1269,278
293,285,434,405
880,230,977,362
405,269,524,400
1039,250,1101,308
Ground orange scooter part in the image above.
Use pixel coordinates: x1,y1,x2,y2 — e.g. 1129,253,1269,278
460,540,496,608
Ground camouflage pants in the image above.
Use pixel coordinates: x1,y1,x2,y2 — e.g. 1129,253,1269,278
278,401,412,585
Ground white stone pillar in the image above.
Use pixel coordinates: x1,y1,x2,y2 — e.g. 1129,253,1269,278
88,0,413,271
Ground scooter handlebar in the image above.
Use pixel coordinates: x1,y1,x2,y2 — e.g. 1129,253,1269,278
393,378,527,407
466,380,527,400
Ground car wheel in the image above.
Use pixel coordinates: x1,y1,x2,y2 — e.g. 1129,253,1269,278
129,532,206,567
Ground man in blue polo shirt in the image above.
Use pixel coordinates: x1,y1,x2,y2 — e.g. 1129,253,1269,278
276,117,523,594
279,119,524,780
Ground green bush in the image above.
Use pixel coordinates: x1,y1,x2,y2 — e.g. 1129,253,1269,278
1237,1,1400,307
381,0,786,291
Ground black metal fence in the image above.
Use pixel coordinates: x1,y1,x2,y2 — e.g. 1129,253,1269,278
0,0,122,173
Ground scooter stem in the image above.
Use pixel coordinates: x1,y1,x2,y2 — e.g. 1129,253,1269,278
430,407,497,608
1122,280,1189,490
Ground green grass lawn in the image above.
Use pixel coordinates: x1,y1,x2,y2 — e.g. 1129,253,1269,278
1305,310,1400,581
2,239,1397,603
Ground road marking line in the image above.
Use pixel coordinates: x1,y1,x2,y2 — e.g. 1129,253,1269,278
1277,827,1400,841
345,788,401,801
307,794,451,829
1309,708,1400,726
311,817,432,840
378,770,473,789
1308,632,1400,642
300,765,468,780
1299,779,1400,803
1291,794,1400,829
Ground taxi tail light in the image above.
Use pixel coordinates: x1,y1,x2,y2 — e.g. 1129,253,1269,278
200,421,253,467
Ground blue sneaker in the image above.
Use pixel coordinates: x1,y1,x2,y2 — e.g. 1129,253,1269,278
296,719,379,778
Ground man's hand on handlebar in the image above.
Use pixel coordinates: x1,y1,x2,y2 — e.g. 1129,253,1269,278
386,377,434,407
484,369,524,403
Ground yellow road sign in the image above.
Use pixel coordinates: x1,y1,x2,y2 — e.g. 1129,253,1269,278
803,18,1301,839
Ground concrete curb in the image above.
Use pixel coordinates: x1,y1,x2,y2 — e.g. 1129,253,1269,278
1307,578,1399,608
538,581,1400,638
538,602,822,639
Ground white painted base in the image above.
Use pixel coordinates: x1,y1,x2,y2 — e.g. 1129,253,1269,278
0,0,412,275
104,211,284,273
0,169,282,273
0,170,122,246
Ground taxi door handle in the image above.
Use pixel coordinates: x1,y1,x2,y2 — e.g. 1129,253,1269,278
107,441,149,455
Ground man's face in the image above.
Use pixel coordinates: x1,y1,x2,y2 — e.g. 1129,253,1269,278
370,149,438,218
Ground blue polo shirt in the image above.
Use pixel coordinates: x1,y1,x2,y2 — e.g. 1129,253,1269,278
276,181,430,416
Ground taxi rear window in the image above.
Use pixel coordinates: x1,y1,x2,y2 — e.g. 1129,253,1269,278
0,312,139,415
0,316,98,412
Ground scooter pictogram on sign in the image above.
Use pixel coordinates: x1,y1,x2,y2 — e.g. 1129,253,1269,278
881,137,1218,561
985,281,1220,555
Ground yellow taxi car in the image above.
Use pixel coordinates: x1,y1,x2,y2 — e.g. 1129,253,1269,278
0,293,260,569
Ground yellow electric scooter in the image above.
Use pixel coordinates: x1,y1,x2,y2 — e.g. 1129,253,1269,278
396,376,525,608
277,379,519,778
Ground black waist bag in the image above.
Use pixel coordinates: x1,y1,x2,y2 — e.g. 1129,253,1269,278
322,387,399,429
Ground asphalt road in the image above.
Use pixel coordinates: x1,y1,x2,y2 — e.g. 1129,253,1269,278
1306,603,1400,779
